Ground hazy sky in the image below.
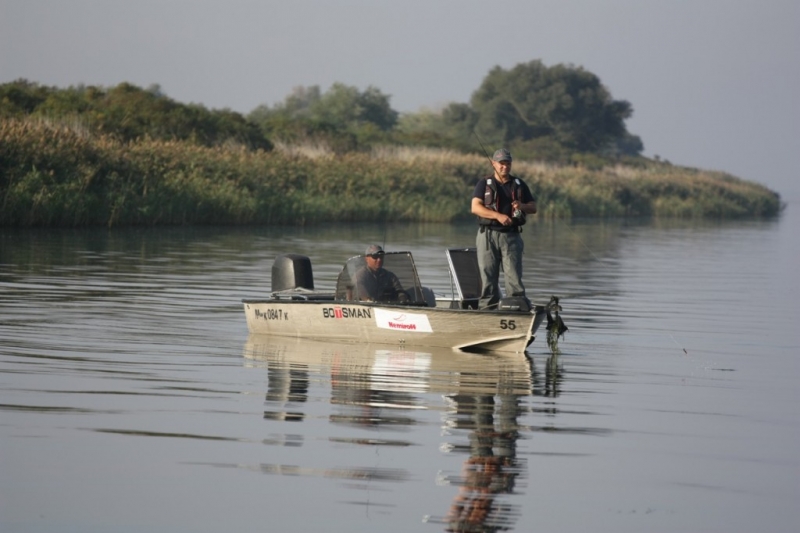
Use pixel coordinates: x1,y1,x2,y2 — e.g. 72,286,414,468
2,0,798,199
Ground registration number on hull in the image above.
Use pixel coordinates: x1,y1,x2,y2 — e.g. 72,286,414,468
255,308,288,321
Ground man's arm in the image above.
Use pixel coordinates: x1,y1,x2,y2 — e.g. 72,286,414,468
516,198,537,215
471,197,514,226
513,183,537,215
391,274,409,303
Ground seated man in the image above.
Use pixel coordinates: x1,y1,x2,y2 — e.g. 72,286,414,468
355,244,409,303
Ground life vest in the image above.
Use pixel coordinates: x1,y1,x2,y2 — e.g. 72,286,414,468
480,177,525,226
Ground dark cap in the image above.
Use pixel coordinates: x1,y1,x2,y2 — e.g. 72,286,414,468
365,244,384,256
492,148,512,162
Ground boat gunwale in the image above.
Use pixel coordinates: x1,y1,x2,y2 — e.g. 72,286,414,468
241,298,541,317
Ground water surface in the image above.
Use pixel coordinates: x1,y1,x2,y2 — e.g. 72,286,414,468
1,210,798,532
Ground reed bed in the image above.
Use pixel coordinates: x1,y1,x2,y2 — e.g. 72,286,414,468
0,119,782,227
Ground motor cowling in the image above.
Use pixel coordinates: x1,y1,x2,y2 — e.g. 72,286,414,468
272,254,314,292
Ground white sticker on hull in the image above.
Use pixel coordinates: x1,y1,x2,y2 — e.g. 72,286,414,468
374,308,432,333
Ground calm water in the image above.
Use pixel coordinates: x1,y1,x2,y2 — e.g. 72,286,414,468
1,207,798,533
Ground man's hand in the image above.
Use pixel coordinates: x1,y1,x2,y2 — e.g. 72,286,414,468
496,213,513,226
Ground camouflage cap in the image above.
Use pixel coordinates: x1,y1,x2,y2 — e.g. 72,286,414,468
492,148,512,162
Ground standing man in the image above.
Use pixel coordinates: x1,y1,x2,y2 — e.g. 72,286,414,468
470,148,537,309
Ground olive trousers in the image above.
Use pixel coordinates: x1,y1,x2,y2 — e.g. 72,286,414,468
476,227,526,309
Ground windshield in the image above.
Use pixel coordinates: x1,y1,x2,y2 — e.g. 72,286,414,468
335,251,424,304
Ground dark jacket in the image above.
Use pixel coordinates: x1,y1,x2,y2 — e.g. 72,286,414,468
355,267,408,302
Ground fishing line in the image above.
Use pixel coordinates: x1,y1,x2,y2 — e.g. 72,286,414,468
670,335,689,355
380,193,390,250
549,211,603,262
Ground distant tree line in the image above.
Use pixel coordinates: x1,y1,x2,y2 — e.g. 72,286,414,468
1,60,643,165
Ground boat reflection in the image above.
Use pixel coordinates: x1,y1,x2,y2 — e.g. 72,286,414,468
244,335,539,419
243,335,561,531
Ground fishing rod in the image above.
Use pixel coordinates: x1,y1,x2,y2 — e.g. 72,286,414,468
472,130,493,165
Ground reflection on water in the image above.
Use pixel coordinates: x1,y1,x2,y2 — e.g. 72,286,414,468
244,335,554,531
533,351,564,399
436,391,525,531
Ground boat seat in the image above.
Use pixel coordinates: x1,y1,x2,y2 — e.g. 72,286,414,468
336,254,382,301
405,286,436,307
445,248,481,309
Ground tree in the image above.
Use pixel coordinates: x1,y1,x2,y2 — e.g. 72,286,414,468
441,103,479,141
251,83,398,133
609,132,645,157
465,60,636,153
355,86,399,131
308,83,398,131
0,79,51,117
257,85,322,120
248,83,398,151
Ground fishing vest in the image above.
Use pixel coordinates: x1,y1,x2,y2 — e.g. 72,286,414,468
479,177,526,227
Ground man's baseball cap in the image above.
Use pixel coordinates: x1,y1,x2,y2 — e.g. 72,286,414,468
492,148,512,162
365,244,385,256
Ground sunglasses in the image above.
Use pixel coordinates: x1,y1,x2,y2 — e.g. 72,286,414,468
367,252,385,259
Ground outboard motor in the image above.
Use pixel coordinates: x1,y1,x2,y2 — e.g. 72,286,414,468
272,254,314,292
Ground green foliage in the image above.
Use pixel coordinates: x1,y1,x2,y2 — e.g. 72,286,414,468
0,79,272,150
312,83,398,131
465,61,635,153
0,79,51,116
0,71,782,228
248,83,398,152
608,132,645,157
0,119,782,228
3,59,641,163
388,60,643,162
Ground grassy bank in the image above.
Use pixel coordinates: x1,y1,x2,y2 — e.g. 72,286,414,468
0,119,782,227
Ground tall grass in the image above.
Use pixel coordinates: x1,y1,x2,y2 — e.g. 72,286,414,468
0,118,782,227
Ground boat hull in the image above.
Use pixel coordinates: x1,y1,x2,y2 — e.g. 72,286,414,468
243,299,545,354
